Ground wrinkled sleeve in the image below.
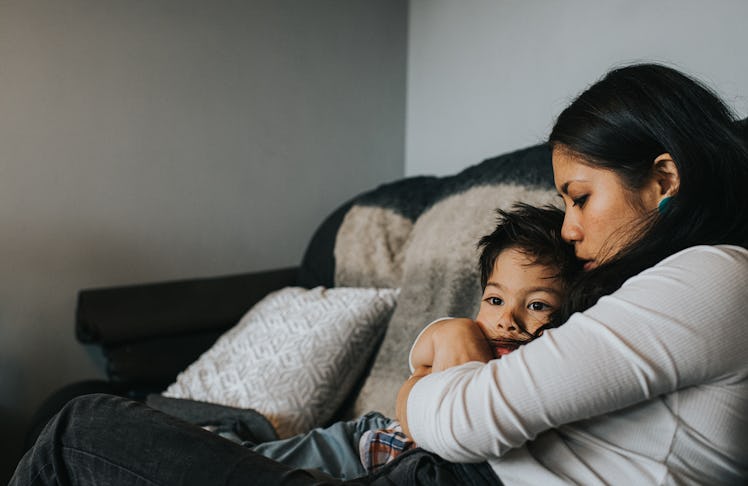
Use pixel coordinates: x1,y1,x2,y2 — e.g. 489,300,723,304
406,246,748,462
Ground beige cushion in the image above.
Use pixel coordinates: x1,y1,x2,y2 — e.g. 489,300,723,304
162,286,399,438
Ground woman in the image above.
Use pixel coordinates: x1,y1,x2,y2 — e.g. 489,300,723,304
12,64,748,485
397,64,748,484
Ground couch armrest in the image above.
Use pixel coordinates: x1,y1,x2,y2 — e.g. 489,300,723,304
102,330,227,385
76,267,299,345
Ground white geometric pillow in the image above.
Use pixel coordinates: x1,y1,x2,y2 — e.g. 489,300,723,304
162,286,399,438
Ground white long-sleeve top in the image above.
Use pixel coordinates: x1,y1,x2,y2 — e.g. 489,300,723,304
407,245,748,485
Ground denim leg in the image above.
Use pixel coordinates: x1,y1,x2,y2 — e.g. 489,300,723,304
10,394,500,486
10,394,348,486
252,412,392,479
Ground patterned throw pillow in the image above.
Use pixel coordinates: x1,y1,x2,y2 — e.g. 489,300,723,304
162,286,399,438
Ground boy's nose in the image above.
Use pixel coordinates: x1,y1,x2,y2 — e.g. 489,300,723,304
494,309,520,334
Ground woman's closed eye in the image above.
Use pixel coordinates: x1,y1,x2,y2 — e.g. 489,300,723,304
572,194,589,208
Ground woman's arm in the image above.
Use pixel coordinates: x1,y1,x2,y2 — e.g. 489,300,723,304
405,246,748,462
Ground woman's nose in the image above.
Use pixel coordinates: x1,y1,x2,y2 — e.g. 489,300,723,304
561,213,582,243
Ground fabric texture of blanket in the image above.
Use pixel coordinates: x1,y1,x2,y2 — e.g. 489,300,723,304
333,144,557,417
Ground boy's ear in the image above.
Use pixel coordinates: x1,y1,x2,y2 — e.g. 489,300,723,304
653,153,680,197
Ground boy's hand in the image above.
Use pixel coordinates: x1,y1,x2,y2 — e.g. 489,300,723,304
430,318,493,372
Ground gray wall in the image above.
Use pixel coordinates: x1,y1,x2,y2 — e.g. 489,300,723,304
0,0,406,479
407,0,748,176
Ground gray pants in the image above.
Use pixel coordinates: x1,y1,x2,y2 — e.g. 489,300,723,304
13,394,501,485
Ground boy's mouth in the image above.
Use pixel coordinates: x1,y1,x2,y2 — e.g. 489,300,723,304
488,338,529,358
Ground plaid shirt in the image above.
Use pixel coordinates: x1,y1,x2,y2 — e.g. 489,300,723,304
358,420,416,473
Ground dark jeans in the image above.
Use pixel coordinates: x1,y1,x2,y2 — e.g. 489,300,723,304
11,394,501,485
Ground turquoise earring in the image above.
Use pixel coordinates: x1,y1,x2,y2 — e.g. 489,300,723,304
658,196,672,214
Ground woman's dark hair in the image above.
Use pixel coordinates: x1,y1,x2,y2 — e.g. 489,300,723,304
478,203,582,329
549,63,748,319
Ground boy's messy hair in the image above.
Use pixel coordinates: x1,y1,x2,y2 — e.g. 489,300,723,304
478,203,580,292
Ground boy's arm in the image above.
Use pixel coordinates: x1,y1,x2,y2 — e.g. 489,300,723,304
399,318,494,437
409,317,490,371
409,323,438,371
430,318,493,372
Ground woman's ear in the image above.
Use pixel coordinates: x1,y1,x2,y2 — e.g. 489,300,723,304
653,153,680,198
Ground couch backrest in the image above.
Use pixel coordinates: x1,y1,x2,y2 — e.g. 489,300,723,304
298,144,556,287
299,115,748,293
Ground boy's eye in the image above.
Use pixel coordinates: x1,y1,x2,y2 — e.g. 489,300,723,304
485,297,503,306
572,195,588,208
528,301,552,311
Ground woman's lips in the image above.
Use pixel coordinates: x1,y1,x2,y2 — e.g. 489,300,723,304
575,251,596,271
583,260,596,271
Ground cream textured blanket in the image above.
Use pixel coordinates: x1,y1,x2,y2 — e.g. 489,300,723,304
333,144,558,417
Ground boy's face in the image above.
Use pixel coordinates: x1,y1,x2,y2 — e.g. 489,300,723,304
475,247,565,358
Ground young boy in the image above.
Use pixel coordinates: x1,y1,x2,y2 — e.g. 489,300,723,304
254,203,581,478
359,203,580,472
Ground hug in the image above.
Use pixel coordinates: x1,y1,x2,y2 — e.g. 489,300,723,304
12,64,748,485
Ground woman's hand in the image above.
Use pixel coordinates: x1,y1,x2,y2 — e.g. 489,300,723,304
429,318,494,372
